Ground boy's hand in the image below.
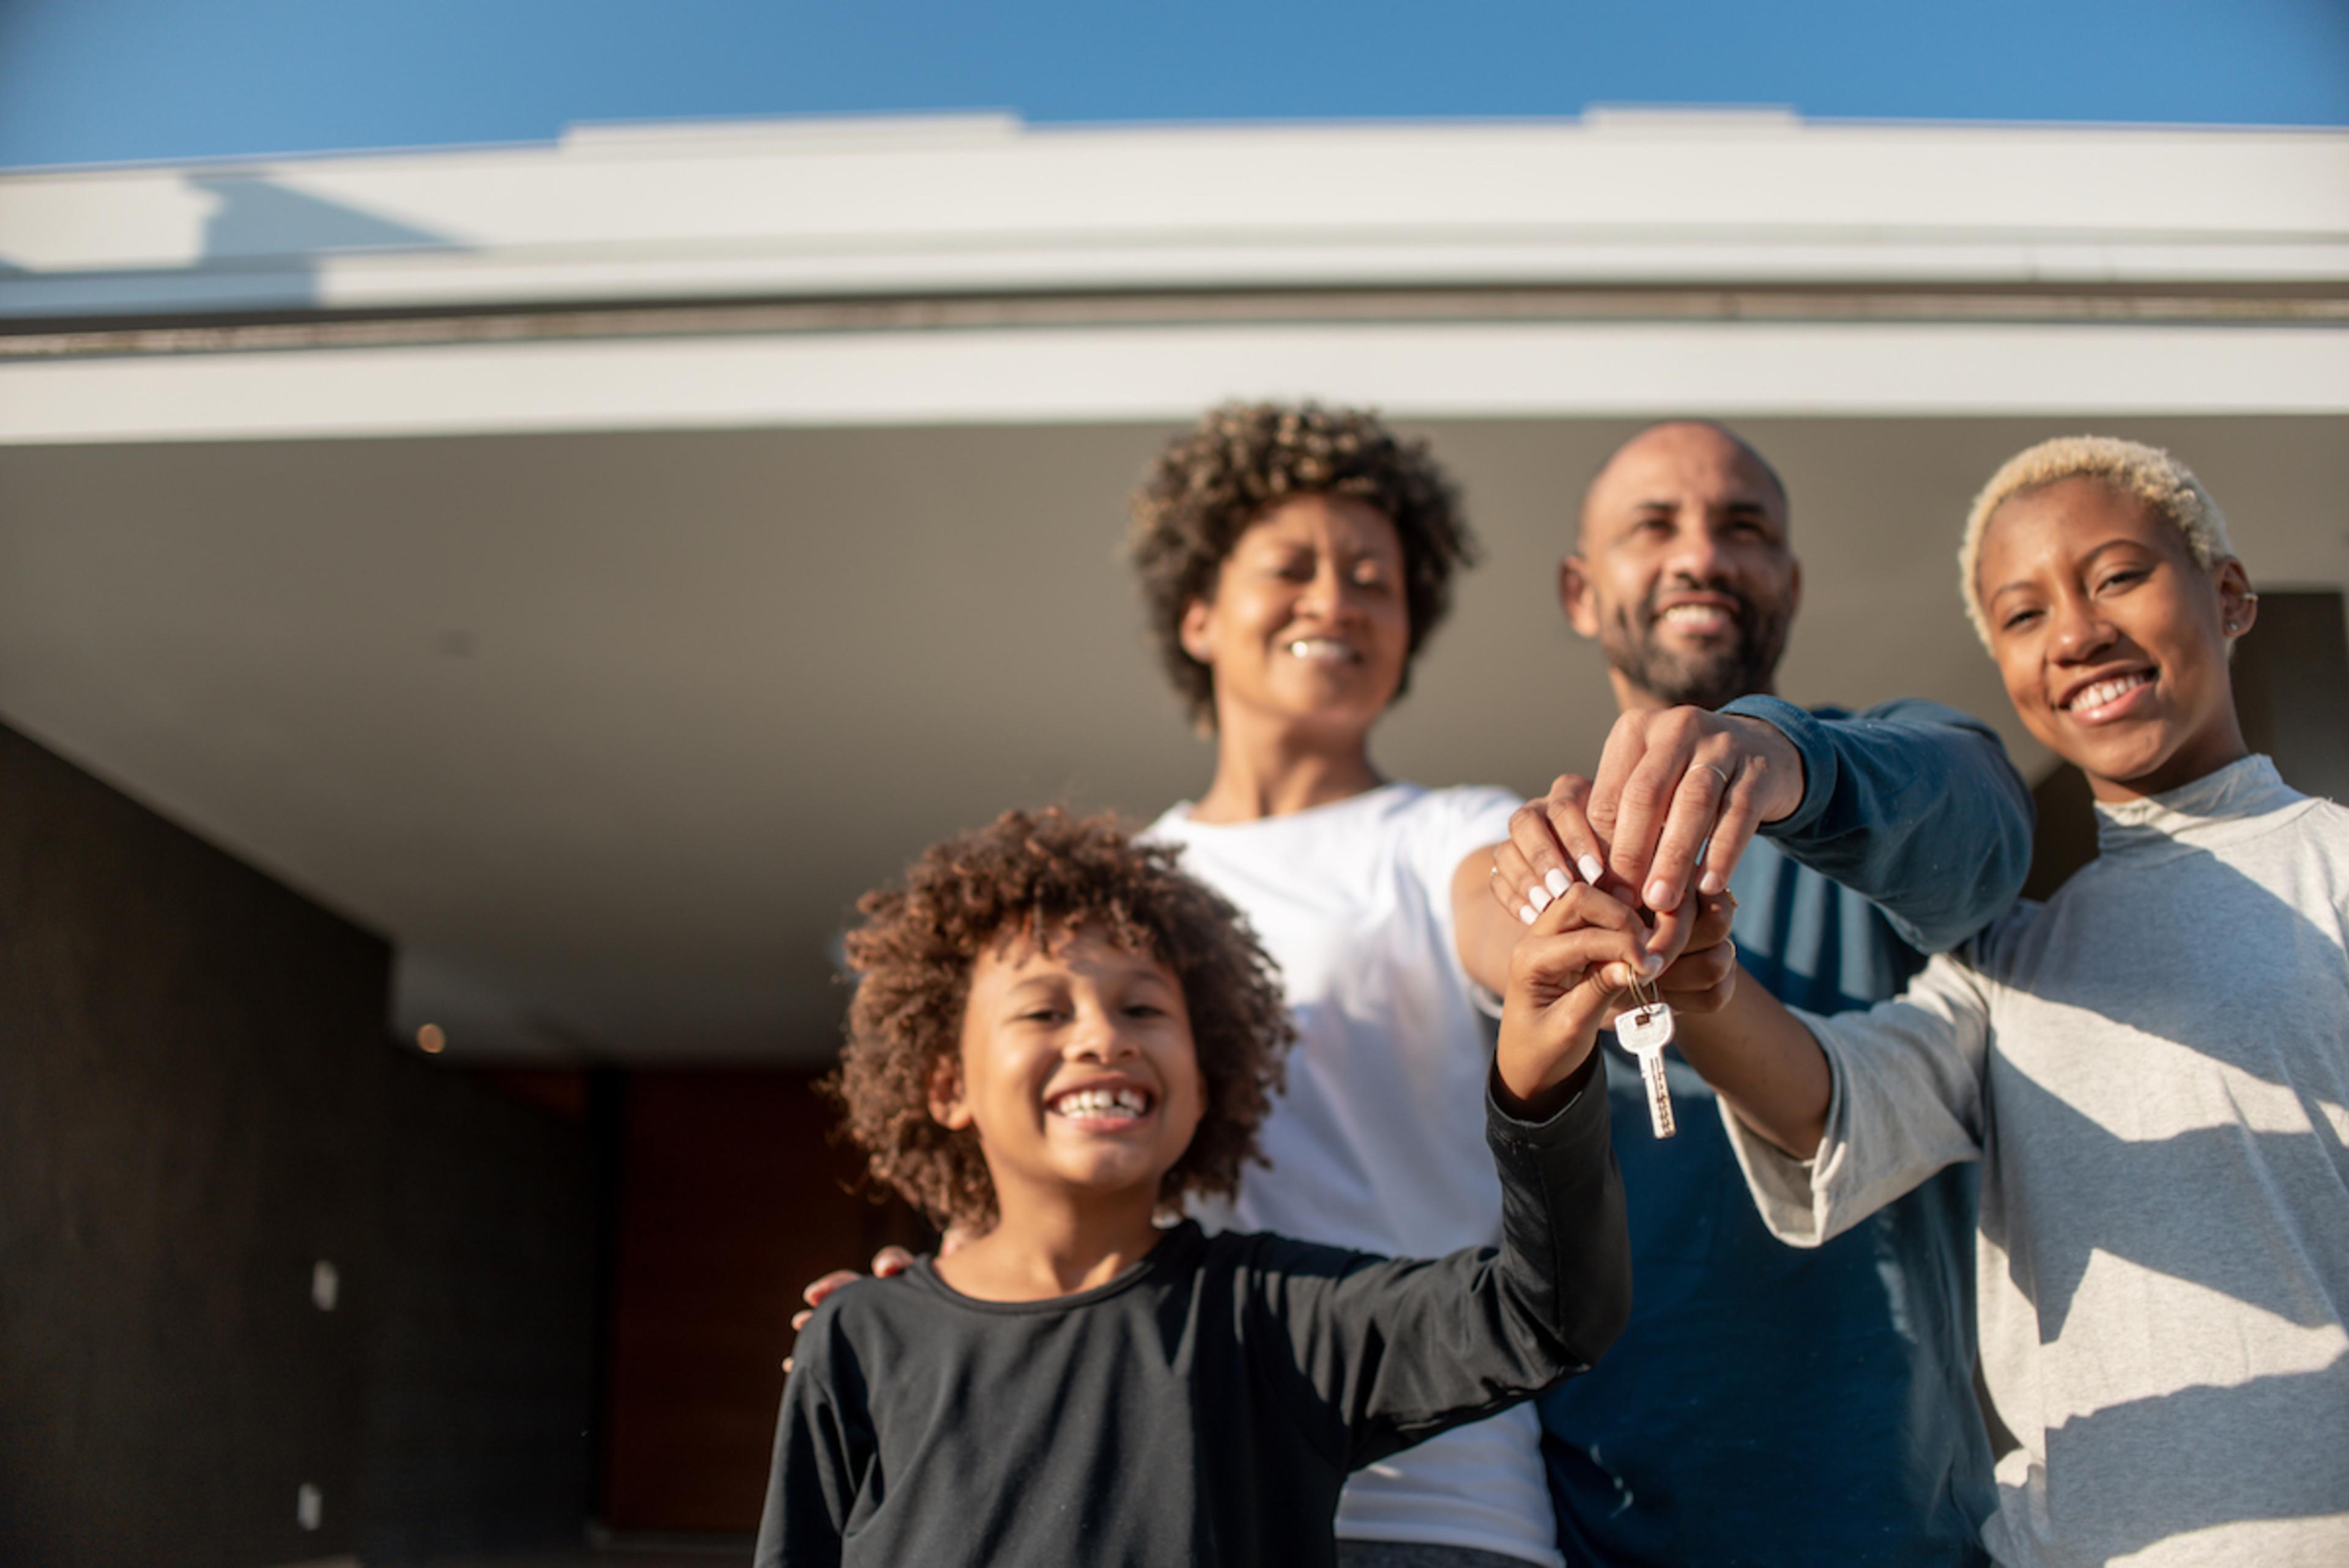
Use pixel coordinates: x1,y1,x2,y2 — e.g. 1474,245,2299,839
1495,883,1685,1115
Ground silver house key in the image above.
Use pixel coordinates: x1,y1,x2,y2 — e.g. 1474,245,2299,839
1614,975,1678,1139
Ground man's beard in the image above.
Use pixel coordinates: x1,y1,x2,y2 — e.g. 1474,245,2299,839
1599,583,1791,712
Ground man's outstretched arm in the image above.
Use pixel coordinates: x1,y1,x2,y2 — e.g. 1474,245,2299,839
1720,696,2032,954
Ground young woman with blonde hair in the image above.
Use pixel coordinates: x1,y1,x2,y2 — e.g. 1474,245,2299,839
1654,435,2349,1567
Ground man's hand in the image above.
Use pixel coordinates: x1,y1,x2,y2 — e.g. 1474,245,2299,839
1491,708,1805,922
1496,883,1702,1116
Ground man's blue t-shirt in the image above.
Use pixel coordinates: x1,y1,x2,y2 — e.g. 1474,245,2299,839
1540,696,2033,1568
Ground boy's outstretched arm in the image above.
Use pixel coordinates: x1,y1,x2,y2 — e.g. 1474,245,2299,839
1268,887,1734,1473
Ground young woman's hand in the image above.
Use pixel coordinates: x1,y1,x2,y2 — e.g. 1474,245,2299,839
782,1229,973,1371
783,1247,915,1371
1655,888,1739,1014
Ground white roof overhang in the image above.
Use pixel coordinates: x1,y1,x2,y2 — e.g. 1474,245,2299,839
1,116,2342,1062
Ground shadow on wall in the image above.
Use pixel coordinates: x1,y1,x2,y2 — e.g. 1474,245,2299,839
0,174,467,314
0,717,596,1568
190,173,457,264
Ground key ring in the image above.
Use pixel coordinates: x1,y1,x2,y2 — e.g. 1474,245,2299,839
1624,967,1658,1017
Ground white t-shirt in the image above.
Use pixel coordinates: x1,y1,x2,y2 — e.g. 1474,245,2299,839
1149,781,1561,1568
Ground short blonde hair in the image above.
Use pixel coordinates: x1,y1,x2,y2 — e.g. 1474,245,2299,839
1958,435,2235,648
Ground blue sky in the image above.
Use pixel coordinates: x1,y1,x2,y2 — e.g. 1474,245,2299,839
3,0,2345,169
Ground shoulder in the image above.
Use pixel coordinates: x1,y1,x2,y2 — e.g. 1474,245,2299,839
1954,898,2047,975
1140,800,1197,845
1391,782,1523,855
1197,1227,1386,1296
2277,795,2349,914
2294,793,2349,850
796,1271,935,1365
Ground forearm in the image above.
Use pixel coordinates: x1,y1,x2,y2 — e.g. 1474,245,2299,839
1453,842,1521,998
1486,1074,1632,1369
1313,1074,1627,1469
1671,965,1832,1158
1724,697,2032,951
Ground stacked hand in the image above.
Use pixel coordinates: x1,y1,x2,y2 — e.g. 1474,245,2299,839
1494,879,1738,1115
1490,707,1805,923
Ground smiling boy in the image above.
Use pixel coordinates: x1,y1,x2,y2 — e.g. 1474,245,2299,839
755,809,1691,1568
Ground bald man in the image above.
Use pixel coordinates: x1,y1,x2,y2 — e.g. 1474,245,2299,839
1483,423,2031,1567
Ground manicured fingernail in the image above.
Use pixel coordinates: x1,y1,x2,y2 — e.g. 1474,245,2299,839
1640,951,1664,975
1579,855,1606,884
1519,904,1538,926
1545,868,1571,897
1646,879,1675,909
1698,870,1726,896
1528,883,1553,913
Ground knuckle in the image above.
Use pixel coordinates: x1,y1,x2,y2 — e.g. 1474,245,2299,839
1620,779,1668,817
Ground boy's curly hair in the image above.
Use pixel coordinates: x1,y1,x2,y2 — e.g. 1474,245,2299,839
1128,402,1478,730
829,808,1293,1233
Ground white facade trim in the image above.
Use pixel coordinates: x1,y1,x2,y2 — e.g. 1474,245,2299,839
6,318,2345,445
4,114,2347,321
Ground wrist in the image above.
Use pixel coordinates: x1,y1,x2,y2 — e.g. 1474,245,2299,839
1494,1033,1598,1118
1724,712,1808,823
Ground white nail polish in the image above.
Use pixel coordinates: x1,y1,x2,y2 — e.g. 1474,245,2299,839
1545,868,1570,897
1579,855,1606,884
1528,884,1553,913
1519,905,1538,926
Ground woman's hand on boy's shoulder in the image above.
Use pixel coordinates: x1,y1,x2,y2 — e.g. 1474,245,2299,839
782,1246,919,1372
783,1230,983,1371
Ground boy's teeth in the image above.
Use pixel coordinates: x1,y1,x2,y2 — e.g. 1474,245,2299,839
1053,1087,1148,1117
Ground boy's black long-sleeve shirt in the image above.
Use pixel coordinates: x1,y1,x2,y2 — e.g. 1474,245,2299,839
756,1072,1630,1568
